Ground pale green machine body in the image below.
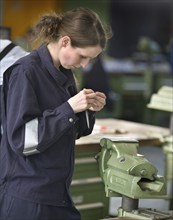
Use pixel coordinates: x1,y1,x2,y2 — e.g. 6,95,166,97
96,137,172,219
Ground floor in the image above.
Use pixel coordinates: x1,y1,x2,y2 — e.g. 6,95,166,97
109,145,171,216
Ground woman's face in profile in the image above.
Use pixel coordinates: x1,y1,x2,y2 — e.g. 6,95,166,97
59,36,102,70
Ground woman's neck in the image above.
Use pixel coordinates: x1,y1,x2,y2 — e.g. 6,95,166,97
47,43,60,70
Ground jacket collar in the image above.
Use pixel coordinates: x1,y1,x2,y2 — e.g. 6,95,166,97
37,44,74,87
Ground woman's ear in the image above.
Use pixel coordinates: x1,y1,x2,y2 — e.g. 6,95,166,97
61,36,71,47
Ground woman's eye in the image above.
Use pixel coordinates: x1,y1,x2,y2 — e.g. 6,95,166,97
80,55,87,59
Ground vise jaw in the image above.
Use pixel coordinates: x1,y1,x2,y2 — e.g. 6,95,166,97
96,137,166,199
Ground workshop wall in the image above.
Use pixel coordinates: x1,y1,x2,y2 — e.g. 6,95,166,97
3,0,109,41
3,0,64,40
64,0,110,23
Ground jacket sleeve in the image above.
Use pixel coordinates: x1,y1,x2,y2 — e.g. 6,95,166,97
76,110,95,139
5,66,78,156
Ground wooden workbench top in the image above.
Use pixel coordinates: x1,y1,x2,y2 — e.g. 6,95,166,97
76,118,170,147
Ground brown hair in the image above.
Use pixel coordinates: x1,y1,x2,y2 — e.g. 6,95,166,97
32,7,112,49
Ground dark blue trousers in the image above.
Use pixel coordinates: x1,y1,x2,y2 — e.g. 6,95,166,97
0,192,81,220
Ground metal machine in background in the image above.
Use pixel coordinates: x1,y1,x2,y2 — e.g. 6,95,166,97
96,137,172,219
147,86,173,210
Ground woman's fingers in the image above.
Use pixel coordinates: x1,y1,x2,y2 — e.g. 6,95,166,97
68,89,107,113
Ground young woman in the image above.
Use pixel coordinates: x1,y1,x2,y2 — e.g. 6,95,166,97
0,7,112,220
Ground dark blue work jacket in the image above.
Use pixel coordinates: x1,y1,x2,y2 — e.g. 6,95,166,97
0,44,95,206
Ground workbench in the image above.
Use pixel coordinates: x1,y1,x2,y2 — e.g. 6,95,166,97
71,118,170,220
76,118,169,149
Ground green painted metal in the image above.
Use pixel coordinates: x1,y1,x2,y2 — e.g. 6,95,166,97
118,207,172,220
96,137,167,199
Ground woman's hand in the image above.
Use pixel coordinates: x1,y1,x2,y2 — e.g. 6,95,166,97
67,89,106,113
88,91,106,112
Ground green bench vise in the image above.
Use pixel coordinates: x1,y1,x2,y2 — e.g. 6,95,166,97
96,137,172,219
